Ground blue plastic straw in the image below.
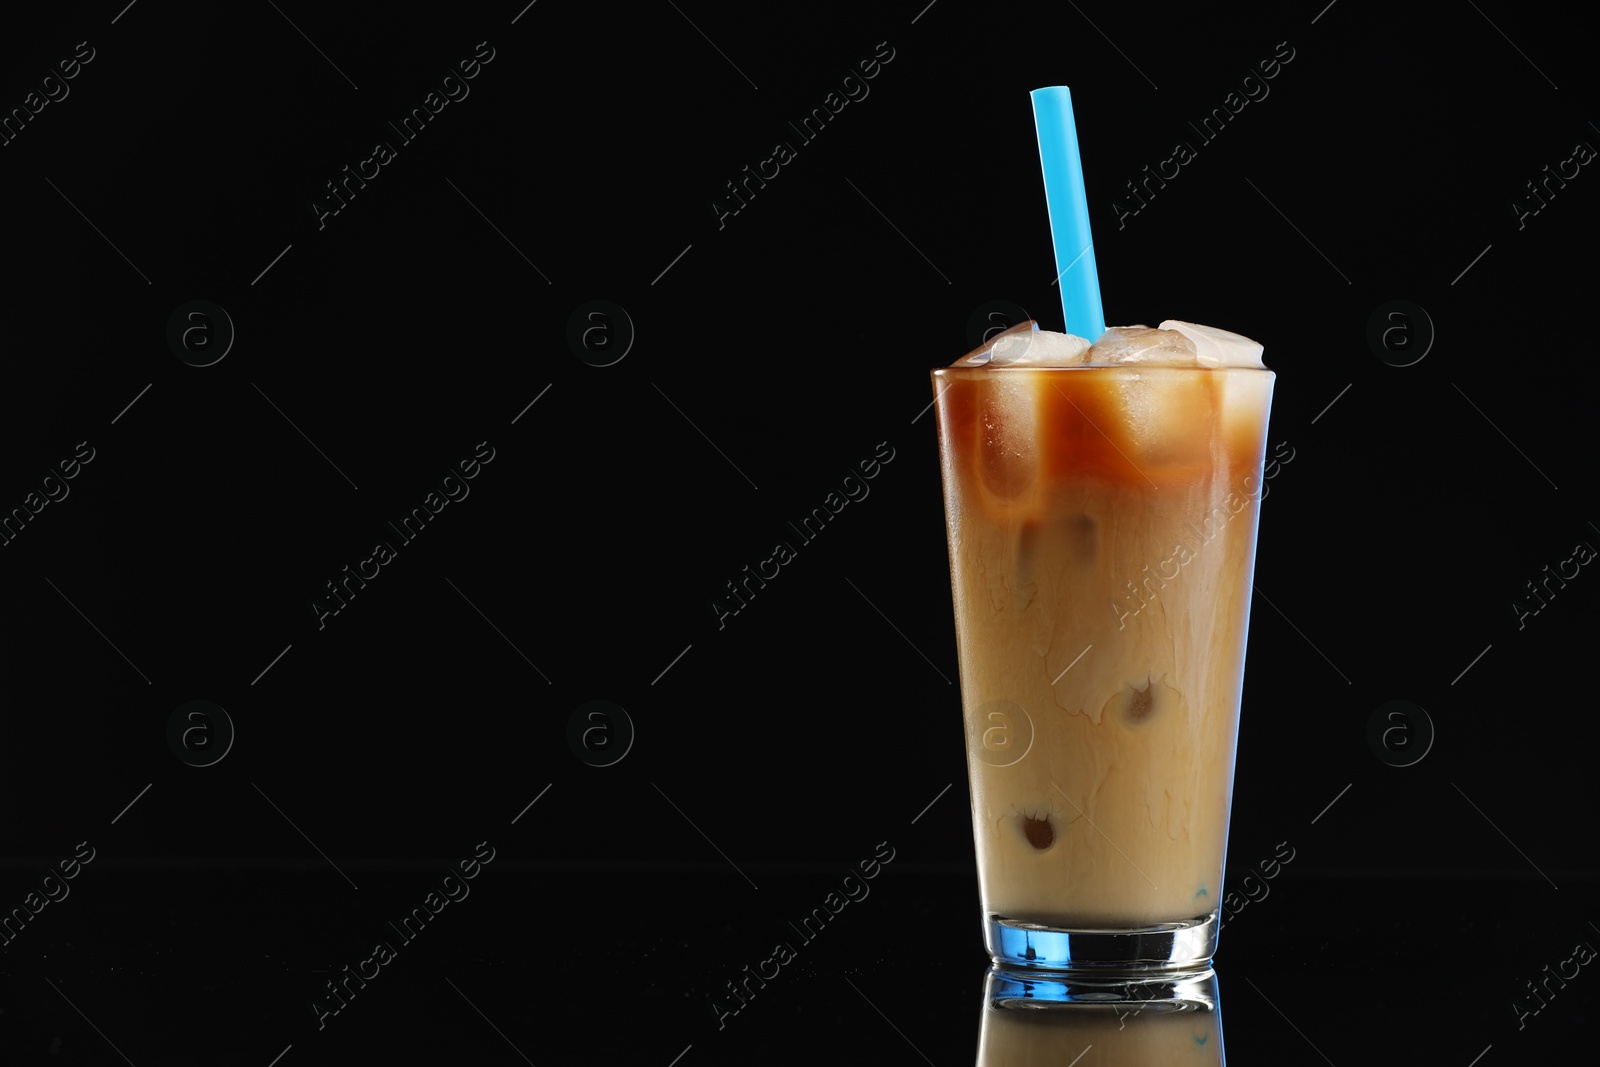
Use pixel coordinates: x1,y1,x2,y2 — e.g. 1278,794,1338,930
1030,87,1105,340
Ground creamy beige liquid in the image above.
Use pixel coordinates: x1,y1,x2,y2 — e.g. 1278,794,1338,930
934,364,1272,928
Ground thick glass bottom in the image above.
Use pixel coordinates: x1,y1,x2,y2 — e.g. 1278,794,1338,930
985,911,1218,972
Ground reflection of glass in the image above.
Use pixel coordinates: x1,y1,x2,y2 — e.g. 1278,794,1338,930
977,967,1223,1066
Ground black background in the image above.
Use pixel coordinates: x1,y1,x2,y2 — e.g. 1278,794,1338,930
1,0,1596,1063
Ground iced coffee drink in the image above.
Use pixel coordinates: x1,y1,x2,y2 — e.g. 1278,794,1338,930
932,320,1273,970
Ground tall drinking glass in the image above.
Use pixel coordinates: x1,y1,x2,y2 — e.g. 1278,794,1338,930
933,333,1273,970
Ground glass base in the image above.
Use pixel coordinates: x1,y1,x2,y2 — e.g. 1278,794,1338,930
985,912,1218,972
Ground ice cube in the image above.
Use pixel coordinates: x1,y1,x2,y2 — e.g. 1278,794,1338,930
1085,326,1199,366
1108,369,1216,470
988,329,1092,366
976,376,1038,499
952,321,1035,367
1158,320,1264,368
